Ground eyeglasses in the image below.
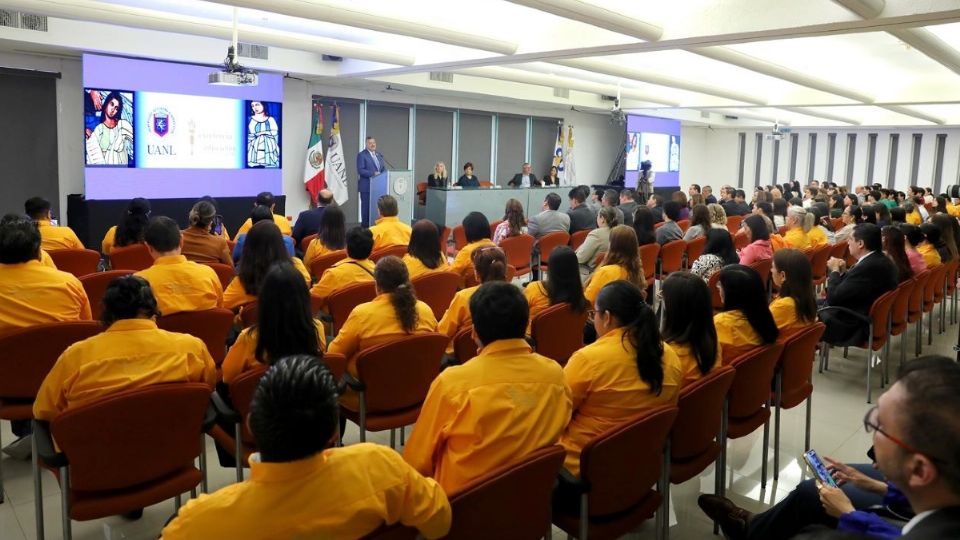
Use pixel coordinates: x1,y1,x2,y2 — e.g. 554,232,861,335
863,405,942,463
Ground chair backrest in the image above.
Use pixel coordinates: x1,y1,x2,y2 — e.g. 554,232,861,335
327,281,378,335
809,244,832,283
777,225,788,236
579,406,678,517
727,343,784,420
733,232,750,251
726,215,743,235
411,271,461,320
309,250,347,280
47,249,101,278
923,264,947,309
890,279,916,331
416,182,427,206
660,239,686,274
51,383,210,491
370,245,407,263
355,334,448,412
453,326,478,364
829,242,847,260
708,271,723,311
748,258,772,288
676,219,691,233
500,234,536,271
868,290,898,349
654,222,664,230
569,229,590,250
108,243,153,271
684,236,706,267
444,445,565,540
300,233,318,252
237,301,258,328
945,259,960,295
908,269,931,321
202,262,236,290
593,252,607,269
439,226,452,254
227,365,270,445
156,308,235,366
453,225,467,251
830,217,843,231
537,232,571,267
934,259,957,302
671,366,735,467
479,180,493,188
639,243,660,284
775,323,826,409
530,303,589,366
80,270,134,316
0,321,102,399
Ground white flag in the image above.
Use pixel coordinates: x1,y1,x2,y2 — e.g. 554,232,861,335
563,125,576,186
325,106,349,205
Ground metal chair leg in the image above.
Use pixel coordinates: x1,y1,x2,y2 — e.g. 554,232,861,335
0,427,4,504
60,466,71,540
916,319,923,356
774,374,782,482
400,426,405,446
32,433,44,540
234,422,243,483
866,323,874,403
359,392,367,443
657,443,671,540
805,395,812,452
390,429,396,449
761,405,770,490
199,434,208,493
579,493,589,540
928,310,934,346
175,493,182,512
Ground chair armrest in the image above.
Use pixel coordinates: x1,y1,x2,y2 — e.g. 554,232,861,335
210,392,240,425
342,372,365,392
557,466,590,495
817,305,872,325
32,420,68,469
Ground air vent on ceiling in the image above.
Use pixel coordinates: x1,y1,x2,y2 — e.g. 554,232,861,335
724,115,739,120
553,87,570,99
236,42,268,60
20,13,48,32
429,71,454,84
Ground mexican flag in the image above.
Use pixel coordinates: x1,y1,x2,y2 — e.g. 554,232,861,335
325,105,349,205
303,102,325,205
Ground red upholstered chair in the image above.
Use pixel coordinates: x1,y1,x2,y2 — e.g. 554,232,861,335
48,249,101,278
922,265,950,350
726,215,743,235
300,233,318,252
370,245,408,263
676,219,690,233
237,301,258,328
723,343,785,490
453,326,478,364
945,259,959,325
934,259,958,335
808,244,832,289
771,323,826,482
708,271,724,312
308,249,347,281
830,217,843,231
452,225,467,252
33,383,213,539
438,226,451,254
341,334,447,444
829,242,848,261
416,182,427,206
210,364,268,482
411,271,460,320
108,243,153,271
499,234,535,279
552,406,678,540
157,308,235,367
660,366,735,537
530,303,589,367
536,231,570,273
907,270,931,357
777,225,788,237
654,222,664,230
748,258,773,297
889,279,916,368
639,243,660,287
0,321,102,503
479,181,493,188
657,239,686,280
80,270,134,317
569,229,589,251
684,236,706,270
733,231,750,251
202,262,236,290
325,281,377,336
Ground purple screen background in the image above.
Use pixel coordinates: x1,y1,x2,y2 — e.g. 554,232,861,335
83,54,284,200
624,114,681,189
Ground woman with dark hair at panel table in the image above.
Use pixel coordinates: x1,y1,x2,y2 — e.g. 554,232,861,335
493,198,526,245
455,162,480,187
101,197,151,254
224,221,310,310
303,206,347,276
661,272,721,388
403,220,450,279
713,264,779,363
738,214,773,266
769,249,818,335
181,200,233,265
691,228,739,281
523,246,586,336
427,161,449,188
542,165,561,186
558,280,682,477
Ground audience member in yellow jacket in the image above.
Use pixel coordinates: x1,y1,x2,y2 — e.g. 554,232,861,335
523,246,586,336
135,217,223,315
25,197,84,251
561,280,682,476
403,219,450,279
660,273,721,388
235,192,293,236
161,357,451,540
770,249,819,335
223,222,310,310
783,206,811,251
714,264,780,364
329,256,437,367
917,224,943,268
101,197,151,254
0,216,92,335
369,195,412,252
438,246,508,353
33,275,216,421
221,262,326,384
450,211,496,286
310,227,376,312
404,282,572,493
584,225,646,304
807,224,829,248
303,206,346,276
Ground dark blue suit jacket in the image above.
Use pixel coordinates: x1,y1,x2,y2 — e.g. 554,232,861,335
292,207,326,245
356,150,385,193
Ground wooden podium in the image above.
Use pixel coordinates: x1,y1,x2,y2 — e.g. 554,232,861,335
369,169,415,225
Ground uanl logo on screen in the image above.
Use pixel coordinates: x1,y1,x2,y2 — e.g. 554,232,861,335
148,107,176,156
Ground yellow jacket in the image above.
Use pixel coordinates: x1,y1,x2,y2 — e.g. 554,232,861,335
222,320,327,384
303,239,344,276
584,264,631,304
524,281,551,335
450,239,495,286
224,258,310,310
0,260,92,335
135,255,223,316
918,243,941,268
669,341,722,389
370,216,413,252
328,294,438,365
807,226,828,248
769,296,811,335
101,225,117,254
437,285,479,353
783,228,810,251
37,220,84,251
236,213,293,237
714,310,763,364
402,254,450,280
309,258,376,311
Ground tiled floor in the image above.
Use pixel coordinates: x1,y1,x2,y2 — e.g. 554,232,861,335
2,315,956,539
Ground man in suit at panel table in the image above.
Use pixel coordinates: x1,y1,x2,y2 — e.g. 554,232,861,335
566,187,597,233
507,163,541,188
357,136,386,226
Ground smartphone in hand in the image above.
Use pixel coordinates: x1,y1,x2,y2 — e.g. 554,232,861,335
803,449,838,488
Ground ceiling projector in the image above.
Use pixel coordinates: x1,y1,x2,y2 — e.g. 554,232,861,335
209,45,258,86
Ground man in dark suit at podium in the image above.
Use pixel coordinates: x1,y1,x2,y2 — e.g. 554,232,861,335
357,136,386,225
507,163,541,188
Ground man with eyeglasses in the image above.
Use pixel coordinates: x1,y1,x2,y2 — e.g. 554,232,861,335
698,355,960,539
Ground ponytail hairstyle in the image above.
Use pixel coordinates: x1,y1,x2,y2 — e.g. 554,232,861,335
101,275,161,325
772,249,818,323
810,203,833,232
115,197,151,248
718,265,779,344
189,200,217,230
661,272,718,376
602,225,645,290
595,280,665,395
374,256,419,333
472,246,508,283
255,262,321,364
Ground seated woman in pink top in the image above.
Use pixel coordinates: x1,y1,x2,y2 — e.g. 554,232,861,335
901,224,928,277
737,214,773,265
